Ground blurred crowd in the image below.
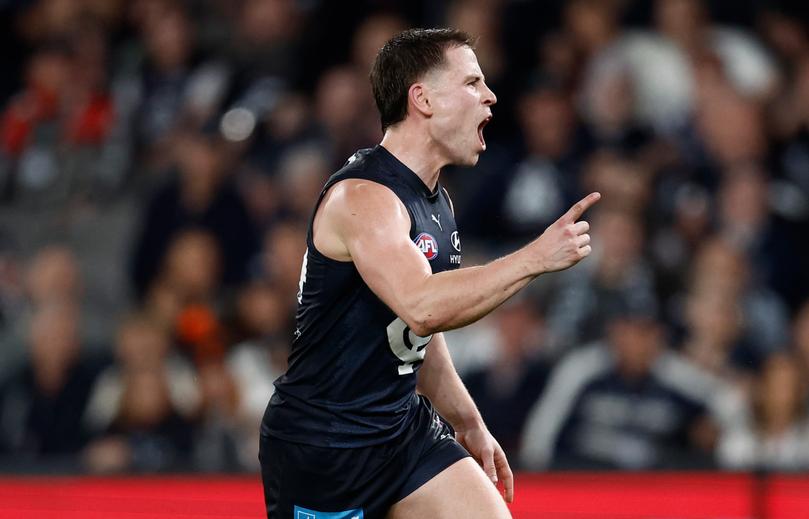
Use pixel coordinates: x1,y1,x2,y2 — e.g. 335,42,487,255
1,0,809,475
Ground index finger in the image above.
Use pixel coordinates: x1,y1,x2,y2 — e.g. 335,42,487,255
503,468,514,503
495,446,514,503
564,192,601,222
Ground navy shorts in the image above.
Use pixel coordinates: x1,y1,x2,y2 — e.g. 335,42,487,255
259,396,470,519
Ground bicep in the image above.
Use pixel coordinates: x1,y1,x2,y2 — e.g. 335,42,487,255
329,180,433,322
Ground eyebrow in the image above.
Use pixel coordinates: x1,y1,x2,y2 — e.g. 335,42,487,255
464,74,483,82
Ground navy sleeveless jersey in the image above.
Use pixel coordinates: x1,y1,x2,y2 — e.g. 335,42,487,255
261,145,462,447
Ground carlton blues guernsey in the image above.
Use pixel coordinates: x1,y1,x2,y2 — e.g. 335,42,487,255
261,145,462,448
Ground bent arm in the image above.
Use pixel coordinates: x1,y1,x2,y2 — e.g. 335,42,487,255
320,179,599,336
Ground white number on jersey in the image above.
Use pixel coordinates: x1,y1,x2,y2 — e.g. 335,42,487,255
386,317,432,375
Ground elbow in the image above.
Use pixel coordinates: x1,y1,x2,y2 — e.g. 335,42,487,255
408,322,435,338
404,317,436,338
398,288,449,336
403,308,442,337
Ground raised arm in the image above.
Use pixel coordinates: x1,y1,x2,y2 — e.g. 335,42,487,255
314,178,600,336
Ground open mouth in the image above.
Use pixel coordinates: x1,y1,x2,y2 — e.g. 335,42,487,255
477,115,492,150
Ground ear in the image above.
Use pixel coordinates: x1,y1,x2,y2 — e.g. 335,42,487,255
408,82,433,118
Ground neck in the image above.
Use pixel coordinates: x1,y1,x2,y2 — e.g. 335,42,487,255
380,123,446,191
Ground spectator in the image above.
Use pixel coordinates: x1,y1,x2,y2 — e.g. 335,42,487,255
0,45,69,200
226,0,302,88
720,354,809,470
313,65,379,167
716,164,802,307
677,238,788,381
274,145,331,223
82,314,196,473
691,66,768,180
224,281,289,470
154,230,228,365
26,244,82,307
578,69,655,157
119,0,227,170
82,367,195,473
581,151,652,215
582,0,777,133
351,14,407,74
82,314,199,440
520,297,744,470
1,245,85,365
650,183,712,302
0,303,102,466
130,125,259,297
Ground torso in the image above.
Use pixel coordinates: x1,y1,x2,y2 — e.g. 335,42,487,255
260,145,462,448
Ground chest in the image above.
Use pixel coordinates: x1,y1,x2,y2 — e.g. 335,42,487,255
408,196,462,272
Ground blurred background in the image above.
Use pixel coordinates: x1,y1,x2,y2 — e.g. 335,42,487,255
1,0,809,482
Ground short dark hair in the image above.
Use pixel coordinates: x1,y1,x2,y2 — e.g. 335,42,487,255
370,28,473,132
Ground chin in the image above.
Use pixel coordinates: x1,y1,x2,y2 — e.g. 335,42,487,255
456,148,483,167
450,155,479,167
443,141,484,167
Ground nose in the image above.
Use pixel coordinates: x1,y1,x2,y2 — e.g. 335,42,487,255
483,82,497,106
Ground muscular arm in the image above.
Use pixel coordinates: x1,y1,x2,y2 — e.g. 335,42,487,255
315,179,599,336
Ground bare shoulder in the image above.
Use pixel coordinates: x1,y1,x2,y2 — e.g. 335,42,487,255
314,178,411,261
322,179,410,234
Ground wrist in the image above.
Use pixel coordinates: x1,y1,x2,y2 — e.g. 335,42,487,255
452,414,486,434
516,243,545,277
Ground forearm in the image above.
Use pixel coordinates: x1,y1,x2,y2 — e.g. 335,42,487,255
416,333,484,432
343,185,599,337
408,247,539,335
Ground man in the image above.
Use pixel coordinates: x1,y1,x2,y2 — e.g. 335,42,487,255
259,28,599,519
519,294,742,470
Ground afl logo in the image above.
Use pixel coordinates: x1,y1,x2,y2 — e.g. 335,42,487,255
415,233,439,261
